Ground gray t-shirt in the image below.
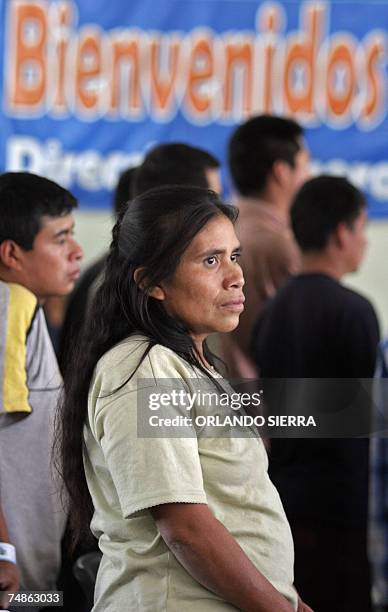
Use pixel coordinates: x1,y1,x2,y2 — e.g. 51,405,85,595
85,334,297,611
0,281,66,591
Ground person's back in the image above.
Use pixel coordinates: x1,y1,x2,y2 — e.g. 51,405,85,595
254,273,377,524
256,273,378,378
252,176,379,612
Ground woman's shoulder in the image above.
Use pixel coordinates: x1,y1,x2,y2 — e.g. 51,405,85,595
96,333,150,372
92,334,199,395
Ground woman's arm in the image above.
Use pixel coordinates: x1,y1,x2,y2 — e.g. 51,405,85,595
150,502,296,612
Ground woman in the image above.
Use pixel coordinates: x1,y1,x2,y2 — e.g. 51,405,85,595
58,186,311,611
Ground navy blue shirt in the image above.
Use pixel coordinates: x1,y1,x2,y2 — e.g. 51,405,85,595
252,273,380,527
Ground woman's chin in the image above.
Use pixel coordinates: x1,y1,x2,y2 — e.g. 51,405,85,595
217,316,241,333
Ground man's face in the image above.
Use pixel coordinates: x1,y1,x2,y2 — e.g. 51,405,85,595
17,214,83,300
343,208,368,273
289,141,311,197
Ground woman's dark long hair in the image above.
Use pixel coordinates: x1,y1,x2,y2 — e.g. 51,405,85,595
56,185,238,547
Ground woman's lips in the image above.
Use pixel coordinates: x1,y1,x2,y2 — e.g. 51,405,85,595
219,299,245,312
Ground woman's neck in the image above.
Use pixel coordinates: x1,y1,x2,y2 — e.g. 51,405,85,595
192,334,212,369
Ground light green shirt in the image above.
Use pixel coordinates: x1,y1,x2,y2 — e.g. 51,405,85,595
84,335,297,611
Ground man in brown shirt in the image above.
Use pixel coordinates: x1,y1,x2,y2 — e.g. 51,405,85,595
221,115,310,379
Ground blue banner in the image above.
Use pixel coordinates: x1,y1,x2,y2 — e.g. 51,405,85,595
0,0,387,216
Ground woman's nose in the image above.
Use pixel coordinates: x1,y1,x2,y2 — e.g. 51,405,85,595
224,262,244,289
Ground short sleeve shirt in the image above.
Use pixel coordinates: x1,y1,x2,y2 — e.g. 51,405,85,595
84,335,297,611
0,281,65,590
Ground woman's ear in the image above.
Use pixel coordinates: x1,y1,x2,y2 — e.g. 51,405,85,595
148,286,166,301
133,267,166,301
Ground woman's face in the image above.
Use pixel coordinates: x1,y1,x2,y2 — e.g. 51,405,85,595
158,215,245,344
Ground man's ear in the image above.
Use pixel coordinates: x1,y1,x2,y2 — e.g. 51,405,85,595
0,240,25,271
333,222,349,250
133,267,166,301
272,160,291,187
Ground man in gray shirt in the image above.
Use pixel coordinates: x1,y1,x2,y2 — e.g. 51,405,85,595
0,173,83,609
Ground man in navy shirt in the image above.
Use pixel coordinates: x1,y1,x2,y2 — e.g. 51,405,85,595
253,176,379,612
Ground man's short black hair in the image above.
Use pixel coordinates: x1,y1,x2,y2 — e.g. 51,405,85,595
228,114,303,197
113,166,137,218
0,172,77,250
291,175,366,252
133,143,219,196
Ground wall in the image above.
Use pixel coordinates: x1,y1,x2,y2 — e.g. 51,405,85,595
345,220,388,335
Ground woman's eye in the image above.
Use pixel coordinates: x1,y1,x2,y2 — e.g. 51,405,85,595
205,256,218,266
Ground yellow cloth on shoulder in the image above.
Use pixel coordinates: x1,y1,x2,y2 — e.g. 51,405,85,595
1,283,37,413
